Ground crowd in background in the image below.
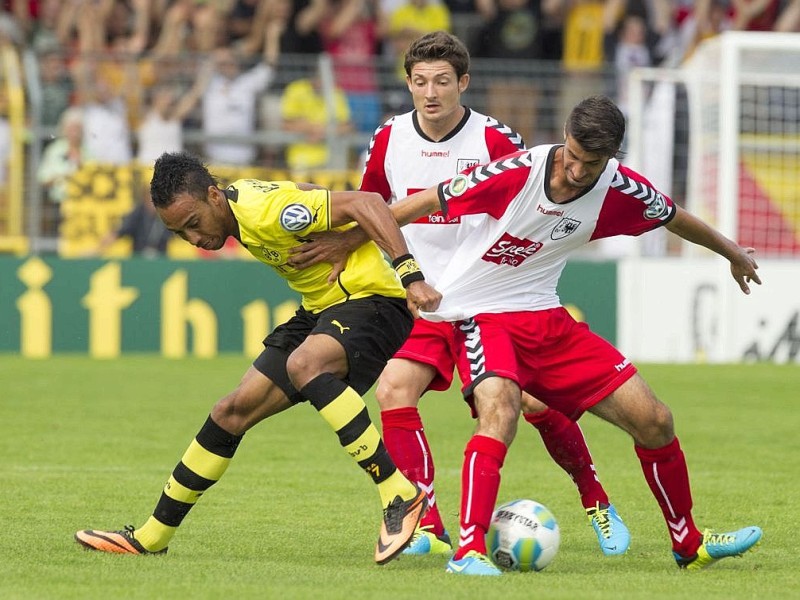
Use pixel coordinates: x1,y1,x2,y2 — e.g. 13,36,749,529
0,0,799,248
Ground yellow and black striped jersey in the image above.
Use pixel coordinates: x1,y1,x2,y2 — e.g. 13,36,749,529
227,179,405,313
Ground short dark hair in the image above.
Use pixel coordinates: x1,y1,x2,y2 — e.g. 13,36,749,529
565,95,626,158
150,152,217,208
404,31,470,79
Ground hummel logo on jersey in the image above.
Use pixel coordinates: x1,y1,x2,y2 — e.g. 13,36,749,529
280,204,313,231
421,149,450,158
483,232,542,267
537,205,564,217
551,217,581,240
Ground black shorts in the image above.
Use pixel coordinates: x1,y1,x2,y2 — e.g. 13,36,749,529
253,296,413,401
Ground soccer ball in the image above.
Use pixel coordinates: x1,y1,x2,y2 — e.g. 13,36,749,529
486,499,560,572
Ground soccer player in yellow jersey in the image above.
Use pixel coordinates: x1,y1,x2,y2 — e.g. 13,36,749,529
75,151,442,565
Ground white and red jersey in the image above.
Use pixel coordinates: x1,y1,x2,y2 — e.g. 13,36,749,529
420,144,676,322
360,108,524,286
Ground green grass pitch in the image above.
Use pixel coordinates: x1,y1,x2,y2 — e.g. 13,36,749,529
1,356,798,599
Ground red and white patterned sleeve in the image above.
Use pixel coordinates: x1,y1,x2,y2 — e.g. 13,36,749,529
438,151,532,220
484,116,526,160
591,164,677,240
358,119,393,201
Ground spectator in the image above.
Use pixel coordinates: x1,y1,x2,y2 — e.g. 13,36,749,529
36,44,75,131
318,0,385,134
87,180,173,258
28,0,78,54
199,48,273,166
472,0,560,144
279,0,325,54
387,0,451,79
198,6,280,166
226,0,263,43
37,106,86,206
136,79,207,166
613,14,652,115
731,0,781,31
74,69,133,166
279,71,354,170
557,0,608,134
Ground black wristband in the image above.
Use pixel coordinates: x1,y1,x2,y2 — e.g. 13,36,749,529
392,254,425,287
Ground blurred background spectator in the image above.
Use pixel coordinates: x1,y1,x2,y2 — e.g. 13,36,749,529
318,0,384,135
196,0,280,167
136,79,206,166
86,176,172,258
387,0,451,80
2,0,798,257
280,69,354,171
35,43,74,131
37,106,85,207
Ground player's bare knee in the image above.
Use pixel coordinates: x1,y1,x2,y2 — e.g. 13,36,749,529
477,400,520,445
285,349,319,390
375,372,419,410
635,401,675,448
210,391,247,435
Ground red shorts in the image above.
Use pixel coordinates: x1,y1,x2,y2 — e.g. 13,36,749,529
453,307,637,420
393,318,458,392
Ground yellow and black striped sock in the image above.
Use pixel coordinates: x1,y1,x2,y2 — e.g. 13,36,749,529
301,373,417,507
134,416,243,552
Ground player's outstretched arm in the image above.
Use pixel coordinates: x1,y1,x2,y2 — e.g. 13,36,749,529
287,228,368,282
388,186,441,225
289,186,440,282
665,205,762,294
329,190,441,311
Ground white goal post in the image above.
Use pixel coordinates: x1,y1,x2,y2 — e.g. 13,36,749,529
621,32,800,363
627,31,800,259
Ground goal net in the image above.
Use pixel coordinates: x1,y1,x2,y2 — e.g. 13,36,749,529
627,31,800,258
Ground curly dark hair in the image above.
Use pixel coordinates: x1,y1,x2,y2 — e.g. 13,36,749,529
565,95,626,159
150,151,218,208
404,31,470,79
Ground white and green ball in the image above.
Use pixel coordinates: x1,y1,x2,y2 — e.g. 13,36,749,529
486,499,560,572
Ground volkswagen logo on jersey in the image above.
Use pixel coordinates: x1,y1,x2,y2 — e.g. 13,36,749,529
551,217,581,240
644,193,668,220
448,174,469,196
280,204,313,231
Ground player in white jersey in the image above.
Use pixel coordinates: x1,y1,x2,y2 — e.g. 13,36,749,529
288,32,630,566
391,95,763,575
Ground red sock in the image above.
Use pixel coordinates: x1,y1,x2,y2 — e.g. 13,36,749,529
454,435,507,560
636,437,702,556
380,407,444,534
524,409,609,509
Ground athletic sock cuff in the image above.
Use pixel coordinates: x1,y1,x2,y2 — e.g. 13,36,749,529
301,373,348,411
635,436,681,462
380,406,423,430
196,415,243,458
524,407,573,432
466,434,508,465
